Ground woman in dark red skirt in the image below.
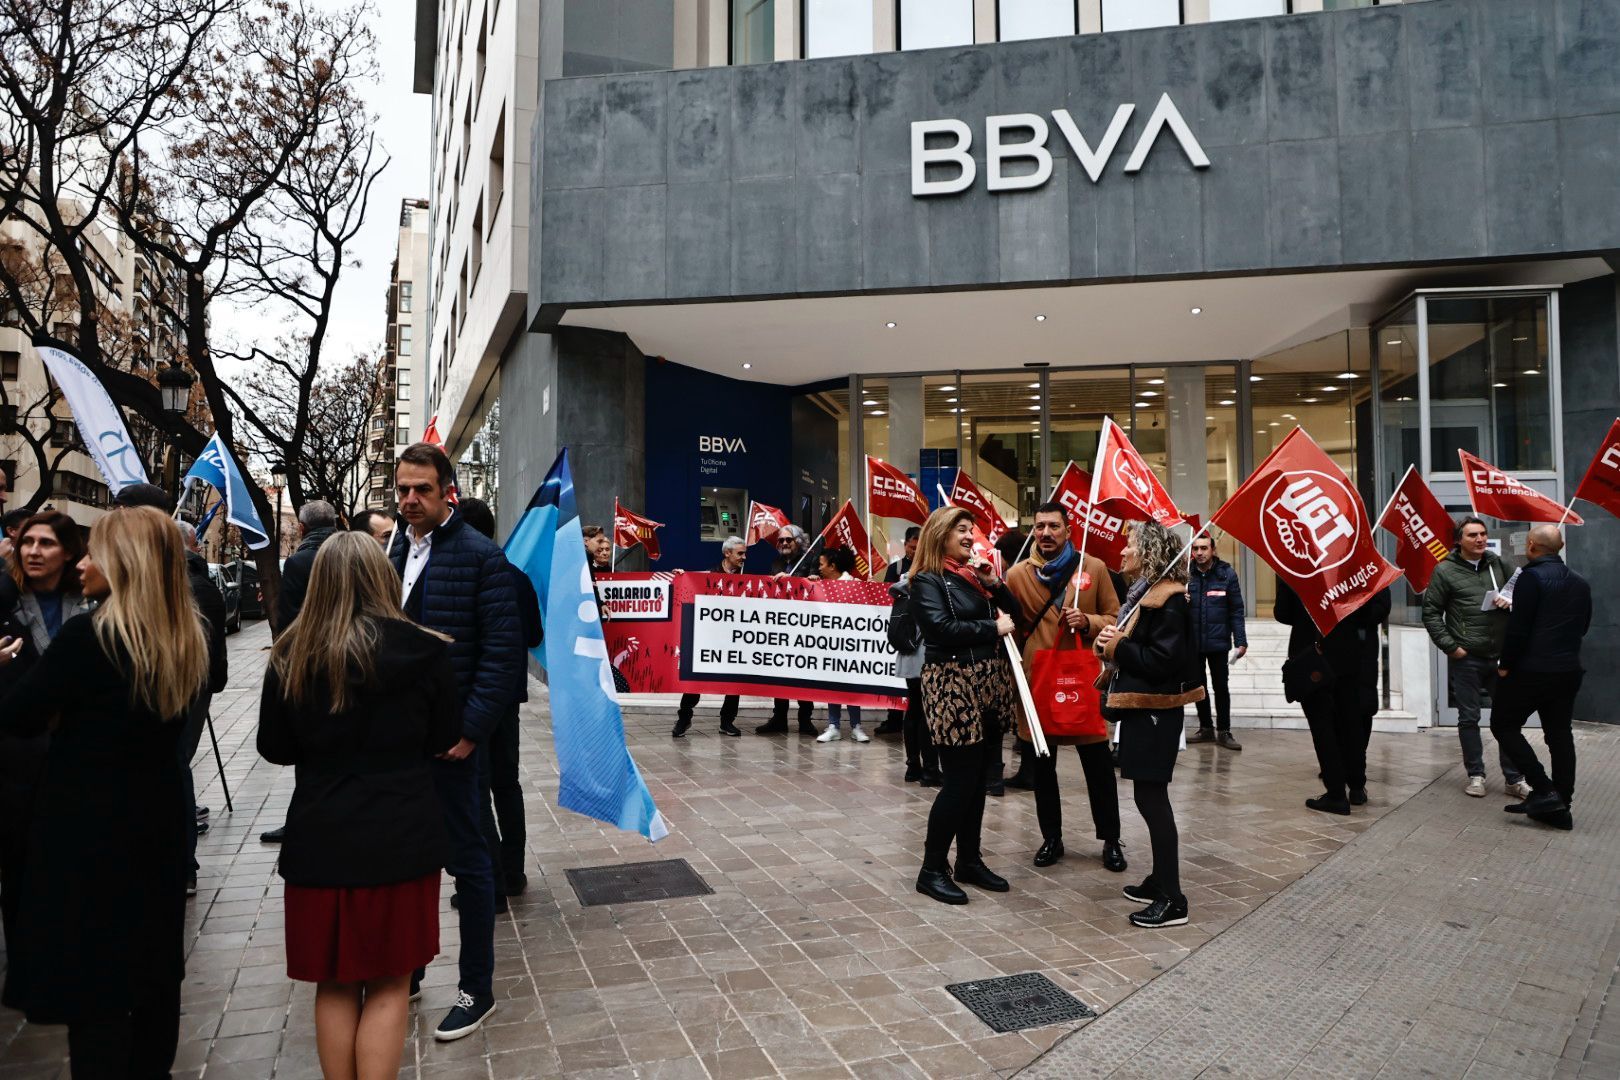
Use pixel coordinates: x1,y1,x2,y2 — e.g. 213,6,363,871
259,532,461,1079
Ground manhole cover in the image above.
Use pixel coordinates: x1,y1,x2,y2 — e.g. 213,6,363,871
565,859,713,907
945,972,1097,1033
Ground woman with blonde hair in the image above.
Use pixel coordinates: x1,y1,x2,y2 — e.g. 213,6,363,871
906,506,1021,905
1093,520,1205,929
259,530,461,1080
0,507,208,1076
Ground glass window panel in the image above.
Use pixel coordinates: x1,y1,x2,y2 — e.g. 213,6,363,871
806,0,874,58
1425,295,1552,474
999,0,1076,42
958,373,1043,537
564,0,675,76
858,375,961,563
1322,0,1377,9
1101,0,1180,32
900,0,973,50
732,0,775,64
1209,0,1288,20
1046,368,1132,495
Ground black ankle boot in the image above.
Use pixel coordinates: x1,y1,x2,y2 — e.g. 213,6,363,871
953,860,1009,893
916,866,968,905
1033,838,1064,867
1102,840,1127,873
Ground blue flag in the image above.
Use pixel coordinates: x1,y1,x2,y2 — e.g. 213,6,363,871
197,497,223,533
182,433,271,550
506,449,668,842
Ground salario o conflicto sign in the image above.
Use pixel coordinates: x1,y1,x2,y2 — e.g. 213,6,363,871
910,93,1210,196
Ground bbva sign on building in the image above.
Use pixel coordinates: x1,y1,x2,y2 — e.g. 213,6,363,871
911,93,1210,197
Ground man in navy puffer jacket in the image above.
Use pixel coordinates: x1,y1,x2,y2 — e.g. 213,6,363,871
1186,533,1247,751
390,443,523,1042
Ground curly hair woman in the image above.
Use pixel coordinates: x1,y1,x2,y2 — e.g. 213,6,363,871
1093,520,1205,928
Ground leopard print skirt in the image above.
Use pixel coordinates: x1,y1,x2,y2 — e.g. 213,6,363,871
920,655,1017,748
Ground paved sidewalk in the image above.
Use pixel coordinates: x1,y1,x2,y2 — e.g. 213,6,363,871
1021,722,1620,1079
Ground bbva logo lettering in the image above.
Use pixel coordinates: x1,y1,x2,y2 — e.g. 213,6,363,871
698,436,747,453
911,93,1209,197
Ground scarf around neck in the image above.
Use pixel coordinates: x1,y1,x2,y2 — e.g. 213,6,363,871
943,557,990,598
1032,542,1078,588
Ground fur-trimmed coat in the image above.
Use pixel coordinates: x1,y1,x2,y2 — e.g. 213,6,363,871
1097,579,1205,711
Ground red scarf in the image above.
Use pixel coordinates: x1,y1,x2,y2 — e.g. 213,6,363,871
944,557,991,598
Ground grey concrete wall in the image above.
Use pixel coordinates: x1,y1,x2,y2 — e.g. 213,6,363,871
532,0,1620,326
1559,273,1620,721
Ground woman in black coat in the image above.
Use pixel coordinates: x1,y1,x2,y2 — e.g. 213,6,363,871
1094,520,1205,929
0,508,210,1077
907,507,1020,905
1275,579,1392,815
259,531,461,1080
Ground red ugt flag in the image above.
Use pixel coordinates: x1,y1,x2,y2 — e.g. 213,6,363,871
819,500,883,580
1051,461,1130,570
613,500,664,561
1211,428,1400,636
949,469,1010,544
745,500,791,545
867,456,930,525
1091,417,1183,526
1572,418,1620,522
1458,449,1582,524
1376,466,1454,593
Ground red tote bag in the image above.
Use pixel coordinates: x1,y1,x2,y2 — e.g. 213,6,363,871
1028,640,1107,740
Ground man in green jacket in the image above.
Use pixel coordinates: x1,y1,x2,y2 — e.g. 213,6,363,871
1421,516,1529,799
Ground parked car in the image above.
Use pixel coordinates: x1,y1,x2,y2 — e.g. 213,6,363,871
207,563,243,634
236,560,266,621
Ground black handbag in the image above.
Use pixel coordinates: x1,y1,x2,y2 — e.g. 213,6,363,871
1281,643,1336,703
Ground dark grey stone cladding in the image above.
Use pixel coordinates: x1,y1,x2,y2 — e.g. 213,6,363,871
530,0,1620,327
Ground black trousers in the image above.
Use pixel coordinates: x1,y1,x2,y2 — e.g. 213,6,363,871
66,973,182,1079
900,678,937,774
1134,780,1181,902
1300,681,1371,799
178,693,211,874
1490,670,1581,805
679,693,739,725
1032,741,1121,842
924,740,996,869
1194,652,1231,731
770,699,814,724
480,705,525,888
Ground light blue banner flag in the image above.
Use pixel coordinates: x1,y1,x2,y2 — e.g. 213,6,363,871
182,432,271,550
506,448,669,842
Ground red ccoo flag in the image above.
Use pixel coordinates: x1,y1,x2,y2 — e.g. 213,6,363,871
1050,461,1130,569
816,500,882,579
1376,466,1454,593
613,500,664,561
1211,427,1400,637
1572,418,1620,522
948,469,1011,544
1090,417,1184,526
866,456,930,525
1459,449,1582,524
421,414,445,449
745,500,791,545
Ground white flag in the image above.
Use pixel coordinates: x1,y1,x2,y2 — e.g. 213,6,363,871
33,344,150,493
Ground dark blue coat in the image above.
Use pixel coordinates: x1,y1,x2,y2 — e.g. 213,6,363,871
389,509,524,743
1500,555,1591,675
1187,557,1247,653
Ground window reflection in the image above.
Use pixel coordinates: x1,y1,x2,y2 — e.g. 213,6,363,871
805,0,874,58
1425,296,1553,474
1101,0,1180,32
900,0,974,50
732,0,775,64
1209,0,1288,20
999,0,1075,42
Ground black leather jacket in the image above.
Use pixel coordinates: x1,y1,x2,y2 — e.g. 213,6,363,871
907,570,1018,665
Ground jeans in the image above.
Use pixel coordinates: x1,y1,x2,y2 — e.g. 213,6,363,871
901,679,937,775
430,750,495,998
1301,682,1369,799
178,693,211,874
66,972,181,1079
1450,655,1523,782
924,740,996,869
678,693,739,727
1490,670,1581,805
826,704,862,728
479,705,525,890
1194,652,1231,732
1032,741,1120,842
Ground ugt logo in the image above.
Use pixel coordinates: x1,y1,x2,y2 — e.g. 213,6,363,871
1112,449,1173,521
1261,471,1358,576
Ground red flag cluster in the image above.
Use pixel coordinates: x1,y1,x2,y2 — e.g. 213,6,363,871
1091,417,1184,527
613,500,664,561
1050,462,1129,570
817,500,884,580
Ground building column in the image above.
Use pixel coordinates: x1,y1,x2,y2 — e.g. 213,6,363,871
1167,366,1209,526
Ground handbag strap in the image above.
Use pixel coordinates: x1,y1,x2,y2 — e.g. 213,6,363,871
1023,560,1082,643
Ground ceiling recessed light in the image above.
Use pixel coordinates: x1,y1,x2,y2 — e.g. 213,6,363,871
1396,395,1414,402
1027,382,1040,389
1205,415,1214,421
742,362,752,370
1134,401,1150,409
1219,399,1235,406
1385,339,1402,346
1522,368,1542,376
869,410,886,416
1336,371,1359,380
1034,314,1047,322
946,397,958,403
1512,336,1528,342
862,399,878,406
1190,307,1202,315
1493,382,1509,388
885,321,897,329
1250,375,1264,383
1322,386,1340,392
1027,405,1040,411
1282,413,1297,420
1269,421,1280,427
939,384,956,391
1303,397,1320,403
1148,378,1164,386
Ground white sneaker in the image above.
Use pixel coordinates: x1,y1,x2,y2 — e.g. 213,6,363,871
851,726,871,743
1506,779,1534,799
816,727,842,743
1464,775,1487,797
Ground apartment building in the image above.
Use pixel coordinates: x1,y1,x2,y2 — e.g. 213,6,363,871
360,198,433,510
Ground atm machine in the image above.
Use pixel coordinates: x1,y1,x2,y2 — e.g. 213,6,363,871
698,488,748,543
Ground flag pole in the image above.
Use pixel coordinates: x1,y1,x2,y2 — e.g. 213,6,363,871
1374,464,1417,531
610,495,618,572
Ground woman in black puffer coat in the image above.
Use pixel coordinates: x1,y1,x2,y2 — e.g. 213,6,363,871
907,507,1020,906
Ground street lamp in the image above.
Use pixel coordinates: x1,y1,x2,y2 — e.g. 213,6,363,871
271,460,287,557
157,363,195,501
